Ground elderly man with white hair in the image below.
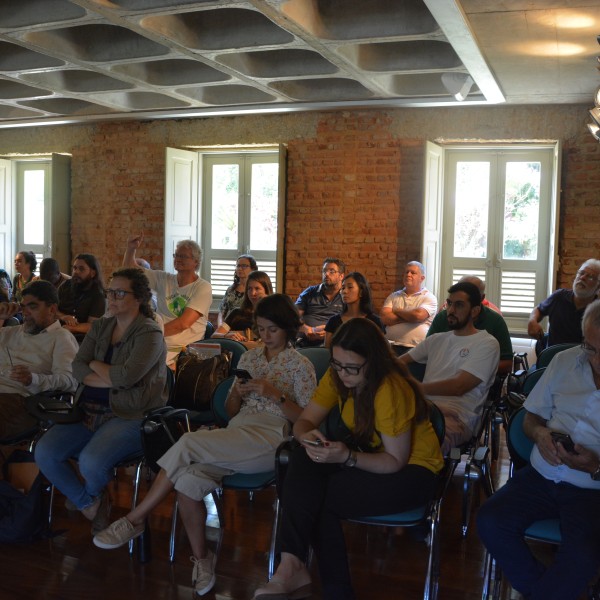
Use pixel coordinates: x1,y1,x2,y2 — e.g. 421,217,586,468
528,259,600,354
124,234,212,356
478,298,600,600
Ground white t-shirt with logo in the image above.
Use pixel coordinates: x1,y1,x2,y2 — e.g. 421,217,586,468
408,330,499,434
145,269,212,349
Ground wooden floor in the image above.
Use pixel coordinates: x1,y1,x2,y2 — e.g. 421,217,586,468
0,439,559,600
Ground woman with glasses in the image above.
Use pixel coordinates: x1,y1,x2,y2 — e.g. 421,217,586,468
324,271,385,348
218,254,257,325
213,270,273,343
93,294,316,597
123,233,212,357
254,318,443,600
35,268,168,536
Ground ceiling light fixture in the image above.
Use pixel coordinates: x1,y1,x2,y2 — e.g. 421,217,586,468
441,73,474,101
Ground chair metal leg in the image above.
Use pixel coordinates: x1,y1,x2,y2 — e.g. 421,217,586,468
268,498,280,579
462,457,475,537
128,461,143,556
169,498,179,562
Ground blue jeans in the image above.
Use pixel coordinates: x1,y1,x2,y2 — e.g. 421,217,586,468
34,417,142,510
477,465,600,600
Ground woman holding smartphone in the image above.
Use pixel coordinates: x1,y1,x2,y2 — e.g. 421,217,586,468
254,318,444,600
93,294,316,597
213,270,273,343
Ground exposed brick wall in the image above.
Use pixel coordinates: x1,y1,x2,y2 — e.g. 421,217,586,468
72,123,166,276
285,112,412,310
558,131,600,288
1,105,597,311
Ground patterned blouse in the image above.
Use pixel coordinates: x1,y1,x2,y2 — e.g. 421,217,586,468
218,288,244,320
233,345,317,420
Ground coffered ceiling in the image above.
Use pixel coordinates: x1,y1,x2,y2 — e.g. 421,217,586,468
0,0,598,128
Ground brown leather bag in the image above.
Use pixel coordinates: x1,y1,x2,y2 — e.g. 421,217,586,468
172,350,231,411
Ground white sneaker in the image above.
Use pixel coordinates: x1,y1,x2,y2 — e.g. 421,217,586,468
93,517,144,549
191,550,216,596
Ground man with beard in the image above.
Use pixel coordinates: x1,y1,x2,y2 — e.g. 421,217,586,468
528,259,600,355
400,281,499,453
295,258,345,347
0,281,78,439
58,254,106,342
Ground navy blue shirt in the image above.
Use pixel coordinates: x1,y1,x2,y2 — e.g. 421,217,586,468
537,288,585,346
295,284,344,327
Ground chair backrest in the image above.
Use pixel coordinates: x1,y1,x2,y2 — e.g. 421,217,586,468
536,342,577,369
205,338,247,370
429,402,446,447
166,366,176,405
297,347,330,382
407,361,426,382
506,407,533,469
522,367,546,396
203,321,215,340
211,376,235,427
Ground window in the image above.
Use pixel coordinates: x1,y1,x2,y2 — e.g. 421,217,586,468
202,153,279,299
423,144,559,332
164,147,286,310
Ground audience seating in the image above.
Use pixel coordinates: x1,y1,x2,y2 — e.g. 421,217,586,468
535,342,578,369
481,408,600,600
273,404,460,600
297,347,330,382
168,376,279,577
205,338,247,370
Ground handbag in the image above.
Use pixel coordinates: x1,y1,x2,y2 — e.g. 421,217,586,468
141,407,191,473
172,350,231,411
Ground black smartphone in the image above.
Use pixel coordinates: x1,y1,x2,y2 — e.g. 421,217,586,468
38,399,72,412
233,368,253,381
302,438,324,447
550,431,578,454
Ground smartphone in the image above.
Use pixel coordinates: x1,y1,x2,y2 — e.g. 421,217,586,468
38,399,72,412
233,368,253,381
550,431,578,454
302,438,324,447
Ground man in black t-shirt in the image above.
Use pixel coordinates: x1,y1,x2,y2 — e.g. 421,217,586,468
58,254,106,342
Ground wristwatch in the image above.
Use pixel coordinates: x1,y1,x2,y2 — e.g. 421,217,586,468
344,450,358,468
591,462,600,481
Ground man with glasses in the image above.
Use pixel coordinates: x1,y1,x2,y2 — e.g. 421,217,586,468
528,259,600,355
0,280,78,440
399,281,499,453
124,234,212,361
295,258,345,347
478,299,600,600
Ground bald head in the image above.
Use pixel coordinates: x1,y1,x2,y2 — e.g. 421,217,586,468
458,275,485,297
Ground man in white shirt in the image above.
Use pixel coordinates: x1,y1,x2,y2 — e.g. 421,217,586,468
400,281,500,453
124,234,212,361
477,299,600,600
380,261,437,355
0,280,79,439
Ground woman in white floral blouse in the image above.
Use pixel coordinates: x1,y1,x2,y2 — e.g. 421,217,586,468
93,293,317,597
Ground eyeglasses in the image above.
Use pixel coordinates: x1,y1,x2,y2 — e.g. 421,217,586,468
105,289,135,300
173,253,193,260
236,264,252,269
329,357,367,376
581,341,600,357
322,269,340,275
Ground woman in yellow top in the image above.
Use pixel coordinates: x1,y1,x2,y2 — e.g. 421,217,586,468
254,317,443,600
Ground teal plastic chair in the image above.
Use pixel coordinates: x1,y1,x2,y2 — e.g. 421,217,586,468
481,408,563,599
169,376,278,578
535,343,578,369
297,347,330,382
205,337,247,370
